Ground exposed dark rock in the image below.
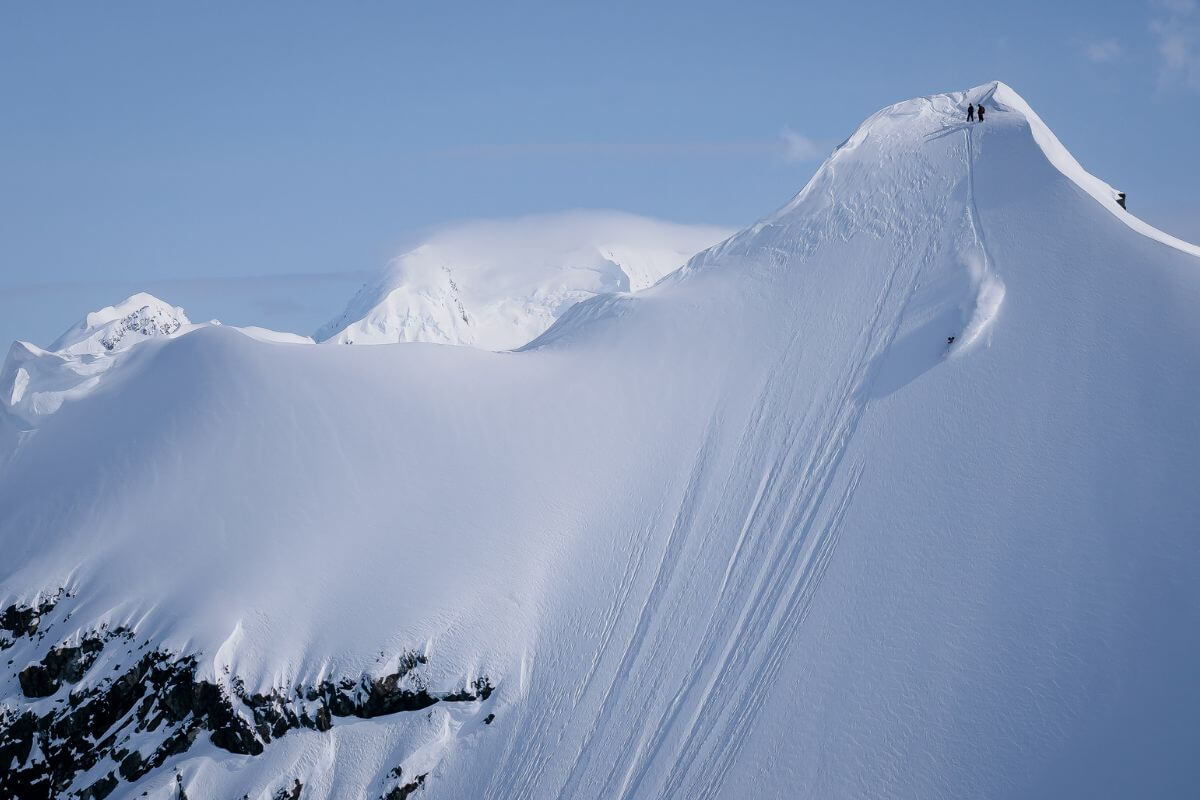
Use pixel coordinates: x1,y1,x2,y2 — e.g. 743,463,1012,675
80,771,118,799
484,713,495,725
0,710,38,774
17,630,114,698
18,662,57,698
0,591,63,648
234,651,492,745
2,632,494,799
119,749,144,781
273,778,303,800
382,772,427,799
46,635,107,683
1,647,252,797
443,677,494,703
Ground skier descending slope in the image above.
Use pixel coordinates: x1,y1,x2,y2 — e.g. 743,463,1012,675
1,82,1199,799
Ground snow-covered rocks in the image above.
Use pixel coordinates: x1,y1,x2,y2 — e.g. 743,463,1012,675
50,292,190,357
315,211,732,349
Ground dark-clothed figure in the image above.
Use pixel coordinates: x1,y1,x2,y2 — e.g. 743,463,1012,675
967,103,975,122
977,104,985,122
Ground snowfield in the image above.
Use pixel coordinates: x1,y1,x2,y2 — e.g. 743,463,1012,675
2,82,1199,799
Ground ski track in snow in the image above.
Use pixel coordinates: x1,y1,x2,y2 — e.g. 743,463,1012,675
527,138,954,799
564,94,1017,798
955,91,1005,355
965,128,991,274
642,213,938,800
486,98,958,799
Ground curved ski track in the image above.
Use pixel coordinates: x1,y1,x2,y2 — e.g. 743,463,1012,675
485,112,979,800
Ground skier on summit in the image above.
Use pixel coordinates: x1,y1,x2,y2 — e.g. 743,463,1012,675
977,103,985,122
967,103,975,122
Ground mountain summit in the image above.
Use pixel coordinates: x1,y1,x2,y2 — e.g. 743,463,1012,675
2,82,1198,799
0,294,310,440
0,293,190,430
315,211,732,349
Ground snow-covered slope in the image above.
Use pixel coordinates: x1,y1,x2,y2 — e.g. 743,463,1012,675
2,82,1199,800
315,211,733,349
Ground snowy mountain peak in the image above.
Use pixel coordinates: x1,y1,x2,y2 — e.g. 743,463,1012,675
316,211,733,349
1,294,193,429
3,84,1200,799
0,295,318,437
751,81,1198,258
50,292,191,356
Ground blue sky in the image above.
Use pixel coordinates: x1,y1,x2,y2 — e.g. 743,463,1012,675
2,0,1198,346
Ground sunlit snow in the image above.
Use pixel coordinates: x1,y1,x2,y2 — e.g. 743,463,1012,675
2,82,1198,799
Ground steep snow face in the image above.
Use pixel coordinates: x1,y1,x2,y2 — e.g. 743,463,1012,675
3,82,1200,800
315,211,733,349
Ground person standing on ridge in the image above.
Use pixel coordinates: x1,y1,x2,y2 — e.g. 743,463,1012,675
977,104,985,122
967,103,975,122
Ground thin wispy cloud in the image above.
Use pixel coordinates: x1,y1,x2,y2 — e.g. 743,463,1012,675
1083,38,1123,63
438,134,829,163
439,140,779,158
1156,0,1197,13
780,128,824,162
1150,0,1200,91
0,271,373,298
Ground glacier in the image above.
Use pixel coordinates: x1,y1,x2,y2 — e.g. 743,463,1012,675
1,81,1199,799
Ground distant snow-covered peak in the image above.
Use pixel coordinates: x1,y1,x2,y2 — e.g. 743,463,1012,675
315,211,733,349
0,293,312,433
49,292,191,356
1,293,195,429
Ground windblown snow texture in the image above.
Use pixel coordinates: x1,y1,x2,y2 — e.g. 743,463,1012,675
2,82,1198,799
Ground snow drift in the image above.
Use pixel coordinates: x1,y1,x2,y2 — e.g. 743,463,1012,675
315,211,732,349
2,82,1199,800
